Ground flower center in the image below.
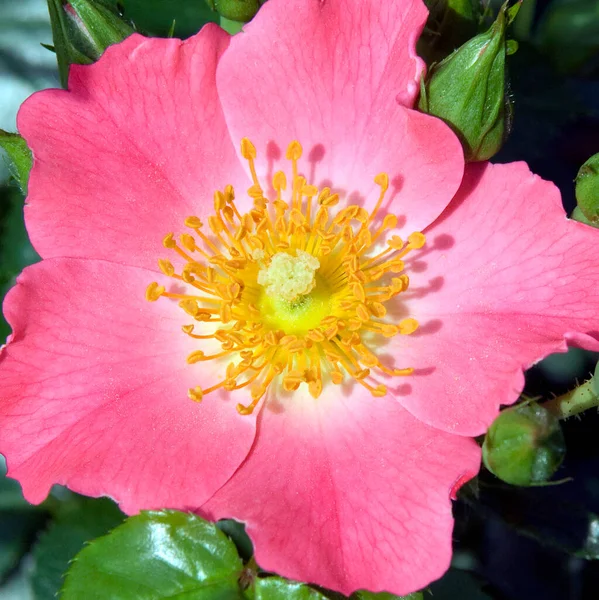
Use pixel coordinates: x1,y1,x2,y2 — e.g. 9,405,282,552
146,138,425,415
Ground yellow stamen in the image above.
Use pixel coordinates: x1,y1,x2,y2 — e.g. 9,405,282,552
147,139,426,413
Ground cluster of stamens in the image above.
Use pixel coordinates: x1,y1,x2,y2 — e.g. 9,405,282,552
146,138,425,415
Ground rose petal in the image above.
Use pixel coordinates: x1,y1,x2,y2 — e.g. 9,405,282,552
18,26,248,271
389,162,599,435
0,258,256,512
202,387,480,596
217,0,463,232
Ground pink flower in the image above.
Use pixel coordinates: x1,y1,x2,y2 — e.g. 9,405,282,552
1,0,598,595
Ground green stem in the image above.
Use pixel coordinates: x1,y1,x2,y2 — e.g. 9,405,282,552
543,379,599,419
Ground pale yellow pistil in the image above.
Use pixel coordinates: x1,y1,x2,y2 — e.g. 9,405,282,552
146,138,425,416
257,250,320,303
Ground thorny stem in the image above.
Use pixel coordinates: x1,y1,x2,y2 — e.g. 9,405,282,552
543,369,599,419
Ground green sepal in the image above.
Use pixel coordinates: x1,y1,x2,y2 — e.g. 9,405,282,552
0,131,32,194
418,2,515,161
483,402,566,486
61,510,246,599
47,0,134,88
574,152,599,226
205,0,264,23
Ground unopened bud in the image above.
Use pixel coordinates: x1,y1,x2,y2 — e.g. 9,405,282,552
418,2,519,161
48,0,133,87
205,0,263,23
573,153,599,227
483,403,565,486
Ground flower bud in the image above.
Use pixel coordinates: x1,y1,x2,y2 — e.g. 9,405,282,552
573,153,599,227
483,403,566,486
205,0,263,23
418,2,518,161
48,0,134,88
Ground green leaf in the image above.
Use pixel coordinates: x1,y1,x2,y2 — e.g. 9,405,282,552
122,0,218,38
61,510,246,600
31,495,124,599
217,519,254,562
353,591,423,600
253,577,329,599
0,130,32,194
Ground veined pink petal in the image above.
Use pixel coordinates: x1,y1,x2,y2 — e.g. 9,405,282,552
202,388,480,596
389,162,599,435
18,26,248,272
0,259,256,512
217,0,464,233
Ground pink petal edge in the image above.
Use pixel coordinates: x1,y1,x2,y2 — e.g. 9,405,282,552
18,25,249,272
202,387,481,596
0,258,257,513
388,162,599,435
217,0,463,233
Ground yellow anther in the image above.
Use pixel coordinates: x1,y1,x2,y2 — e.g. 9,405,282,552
180,233,196,252
158,259,175,277
381,324,399,337
179,299,200,317
371,384,387,398
224,184,235,203
388,235,404,250
398,318,419,335
374,172,389,191
145,282,165,302
214,190,226,211
356,303,370,322
309,379,323,399
351,282,366,303
382,214,398,229
302,184,319,197
321,193,339,207
331,370,344,384
286,140,303,161
187,350,206,364
273,171,287,191
185,216,203,229
220,302,232,324
187,386,204,402
240,137,257,159
162,233,176,248
408,232,426,249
